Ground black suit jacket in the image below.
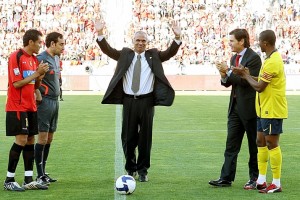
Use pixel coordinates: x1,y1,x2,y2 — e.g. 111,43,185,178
96,38,181,106
221,48,261,120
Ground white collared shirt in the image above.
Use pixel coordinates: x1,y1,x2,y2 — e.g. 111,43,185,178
123,52,154,95
97,36,155,95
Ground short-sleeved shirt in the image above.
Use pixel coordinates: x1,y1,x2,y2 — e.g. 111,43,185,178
37,51,60,99
255,51,288,118
6,49,39,112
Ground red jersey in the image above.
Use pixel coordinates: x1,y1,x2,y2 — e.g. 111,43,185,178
6,49,39,112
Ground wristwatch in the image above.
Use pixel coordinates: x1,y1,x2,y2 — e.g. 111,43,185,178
226,69,232,77
175,35,181,40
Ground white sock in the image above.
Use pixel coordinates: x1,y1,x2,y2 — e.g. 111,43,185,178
257,174,266,184
272,178,281,187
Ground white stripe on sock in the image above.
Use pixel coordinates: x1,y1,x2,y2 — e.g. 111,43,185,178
6,172,15,177
24,171,33,177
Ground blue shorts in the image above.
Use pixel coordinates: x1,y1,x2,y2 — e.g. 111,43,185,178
257,118,283,136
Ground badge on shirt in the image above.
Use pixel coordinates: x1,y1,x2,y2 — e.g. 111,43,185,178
13,68,20,75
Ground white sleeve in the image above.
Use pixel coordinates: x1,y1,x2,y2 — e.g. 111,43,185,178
97,35,104,41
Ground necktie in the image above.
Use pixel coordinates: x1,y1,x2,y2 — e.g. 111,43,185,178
235,55,241,67
233,54,241,98
131,55,141,93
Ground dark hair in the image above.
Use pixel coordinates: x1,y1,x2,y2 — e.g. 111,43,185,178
23,29,43,47
229,29,250,48
45,32,64,48
259,30,276,46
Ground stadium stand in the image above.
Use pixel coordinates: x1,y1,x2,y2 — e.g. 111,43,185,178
0,0,299,90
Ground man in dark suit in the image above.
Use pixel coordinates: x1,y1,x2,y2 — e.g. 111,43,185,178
209,29,261,189
95,19,181,182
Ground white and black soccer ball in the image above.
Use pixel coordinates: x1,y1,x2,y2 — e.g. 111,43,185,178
115,175,136,195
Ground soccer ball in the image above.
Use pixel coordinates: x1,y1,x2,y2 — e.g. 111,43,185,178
115,175,136,195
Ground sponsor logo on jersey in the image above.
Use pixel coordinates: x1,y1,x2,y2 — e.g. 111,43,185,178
13,68,20,75
23,70,36,84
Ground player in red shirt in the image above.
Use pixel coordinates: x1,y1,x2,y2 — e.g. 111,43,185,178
4,29,49,191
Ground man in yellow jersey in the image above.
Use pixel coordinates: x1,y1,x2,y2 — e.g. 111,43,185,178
233,30,288,194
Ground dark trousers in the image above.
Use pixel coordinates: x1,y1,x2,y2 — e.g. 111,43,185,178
220,103,258,181
122,95,154,175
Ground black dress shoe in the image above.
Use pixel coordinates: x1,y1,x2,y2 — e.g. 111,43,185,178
138,174,148,182
127,171,137,178
209,178,232,187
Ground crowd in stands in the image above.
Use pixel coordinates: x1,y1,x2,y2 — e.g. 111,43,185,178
0,0,104,73
0,0,299,76
128,0,300,69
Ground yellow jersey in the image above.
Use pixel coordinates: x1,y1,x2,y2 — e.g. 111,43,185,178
255,51,288,118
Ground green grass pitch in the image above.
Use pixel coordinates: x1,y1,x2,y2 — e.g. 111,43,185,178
0,95,299,200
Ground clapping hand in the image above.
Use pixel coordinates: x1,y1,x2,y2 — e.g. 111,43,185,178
232,64,249,78
37,61,49,76
215,61,228,78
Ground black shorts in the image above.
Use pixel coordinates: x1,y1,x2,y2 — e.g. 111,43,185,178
6,111,38,136
257,117,283,135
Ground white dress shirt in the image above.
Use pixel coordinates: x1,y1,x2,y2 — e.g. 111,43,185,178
97,35,181,95
123,52,154,95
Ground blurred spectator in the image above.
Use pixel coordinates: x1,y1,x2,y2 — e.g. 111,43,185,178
126,0,300,70
0,0,299,75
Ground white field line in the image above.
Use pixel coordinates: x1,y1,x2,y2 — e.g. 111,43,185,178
114,105,126,200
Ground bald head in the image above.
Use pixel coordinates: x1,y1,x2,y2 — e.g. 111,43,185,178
259,30,276,46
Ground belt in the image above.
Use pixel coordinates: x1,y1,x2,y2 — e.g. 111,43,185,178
124,92,153,99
